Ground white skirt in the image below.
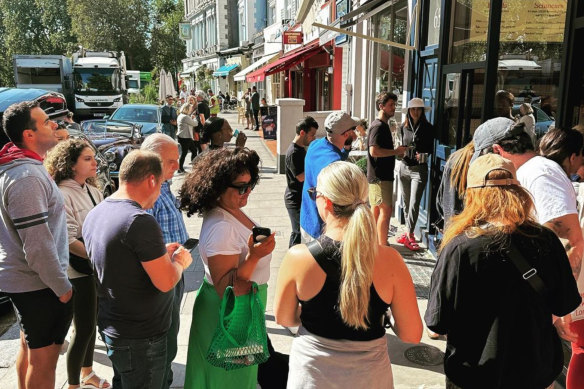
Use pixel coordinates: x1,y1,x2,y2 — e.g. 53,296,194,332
287,326,394,389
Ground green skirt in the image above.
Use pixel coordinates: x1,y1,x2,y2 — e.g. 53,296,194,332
184,279,268,389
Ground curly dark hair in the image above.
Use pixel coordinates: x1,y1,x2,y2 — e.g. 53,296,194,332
180,147,261,217
44,138,98,187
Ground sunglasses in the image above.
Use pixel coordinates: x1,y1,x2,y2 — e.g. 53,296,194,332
229,182,255,195
307,187,322,201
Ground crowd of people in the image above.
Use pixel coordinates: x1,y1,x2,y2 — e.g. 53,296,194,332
1,83,584,389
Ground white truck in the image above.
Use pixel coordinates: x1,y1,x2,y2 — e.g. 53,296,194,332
126,70,141,94
72,50,128,118
13,55,74,108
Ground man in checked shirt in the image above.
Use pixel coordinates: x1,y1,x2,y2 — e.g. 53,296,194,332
141,134,191,389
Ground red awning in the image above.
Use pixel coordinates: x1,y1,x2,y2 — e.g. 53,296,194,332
246,40,324,82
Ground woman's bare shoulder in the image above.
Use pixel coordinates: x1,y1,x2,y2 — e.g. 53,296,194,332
376,245,408,274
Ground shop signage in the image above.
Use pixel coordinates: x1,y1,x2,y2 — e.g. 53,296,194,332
179,23,192,40
283,31,304,45
469,0,566,43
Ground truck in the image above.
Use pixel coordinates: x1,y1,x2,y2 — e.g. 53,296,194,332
13,49,128,118
126,70,141,94
72,50,128,118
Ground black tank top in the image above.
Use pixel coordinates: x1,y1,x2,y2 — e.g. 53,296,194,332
299,235,390,341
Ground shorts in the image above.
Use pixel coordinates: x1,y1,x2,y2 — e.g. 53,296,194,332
369,180,394,207
7,288,73,349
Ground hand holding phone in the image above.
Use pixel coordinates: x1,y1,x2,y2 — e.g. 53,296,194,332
252,226,271,243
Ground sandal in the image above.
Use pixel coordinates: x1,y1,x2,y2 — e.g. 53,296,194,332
396,233,408,244
403,236,420,251
80,371,110,389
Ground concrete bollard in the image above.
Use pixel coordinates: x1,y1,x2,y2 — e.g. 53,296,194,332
276,98,305,173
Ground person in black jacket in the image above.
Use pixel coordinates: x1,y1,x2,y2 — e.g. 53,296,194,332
396,98,434,251
161,95,178,139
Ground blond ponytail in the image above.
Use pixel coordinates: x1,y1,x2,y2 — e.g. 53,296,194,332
317,161,378,329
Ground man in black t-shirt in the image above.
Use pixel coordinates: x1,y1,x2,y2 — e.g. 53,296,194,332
367,92,406,245
285,116,318,247
83,151,192,389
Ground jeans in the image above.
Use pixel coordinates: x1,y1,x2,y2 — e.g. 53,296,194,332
163,276,184,388
102,332,167,389
162,124,176,139
286,207,301,248
398,163,428,234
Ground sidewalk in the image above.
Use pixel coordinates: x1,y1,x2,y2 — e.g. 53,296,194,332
0,111,447,388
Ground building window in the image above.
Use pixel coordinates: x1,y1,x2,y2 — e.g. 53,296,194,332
450,0,489,63
496,0,566,123
426,0,440,47
375,0,408,96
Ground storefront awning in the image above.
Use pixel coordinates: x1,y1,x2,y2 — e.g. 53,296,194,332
180,65,199,78
213,64,239,77
246,40,323,83
234,53,281,82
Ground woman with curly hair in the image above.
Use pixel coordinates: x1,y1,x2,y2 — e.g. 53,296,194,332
44,139,109,389
180,147,276,388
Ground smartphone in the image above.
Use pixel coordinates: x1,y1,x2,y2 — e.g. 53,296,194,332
233,129,240,138
182,238,199,251
252,227,271,243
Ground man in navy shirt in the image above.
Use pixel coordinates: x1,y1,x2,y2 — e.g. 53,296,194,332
284,116,318,247
300,112,358,240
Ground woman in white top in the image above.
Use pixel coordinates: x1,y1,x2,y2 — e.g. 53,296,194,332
45,139,108,389
177,103,199,173
179,147,277,389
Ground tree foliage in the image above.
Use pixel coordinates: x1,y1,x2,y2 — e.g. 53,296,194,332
150,0,186,76
67,0,152,70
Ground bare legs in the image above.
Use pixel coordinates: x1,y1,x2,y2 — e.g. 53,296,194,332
17,331,61,389
373,203,392,246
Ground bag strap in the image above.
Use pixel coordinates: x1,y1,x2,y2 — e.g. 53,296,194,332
507,243,548,297
86,185,97,207
306,239,325,262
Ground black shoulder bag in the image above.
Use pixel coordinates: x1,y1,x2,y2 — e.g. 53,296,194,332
69,186,97,275
507,243,548,297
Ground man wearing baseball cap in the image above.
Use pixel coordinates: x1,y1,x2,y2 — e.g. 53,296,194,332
300,111,357,241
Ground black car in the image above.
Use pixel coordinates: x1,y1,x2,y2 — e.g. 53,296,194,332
80,119,143,182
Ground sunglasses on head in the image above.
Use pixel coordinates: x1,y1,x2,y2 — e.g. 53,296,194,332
229,182,255,195
307,187,322,201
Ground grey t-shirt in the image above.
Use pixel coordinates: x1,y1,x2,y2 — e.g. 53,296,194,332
83,198,170,339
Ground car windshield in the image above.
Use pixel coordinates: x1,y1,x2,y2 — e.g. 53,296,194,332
81,120,134,136
110,107,158,123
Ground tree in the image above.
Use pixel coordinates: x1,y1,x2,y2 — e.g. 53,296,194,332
0,0,76,86
67,0,151,70
150,0,186,82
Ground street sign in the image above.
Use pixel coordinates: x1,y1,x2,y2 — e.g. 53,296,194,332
283,31,303,45
179,23,192,40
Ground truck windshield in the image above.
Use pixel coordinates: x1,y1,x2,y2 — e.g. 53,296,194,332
128,79,139,89
74,68,120,94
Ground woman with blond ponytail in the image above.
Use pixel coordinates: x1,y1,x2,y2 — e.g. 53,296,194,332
274,161,422,388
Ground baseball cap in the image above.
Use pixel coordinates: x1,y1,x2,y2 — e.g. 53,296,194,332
467,154,520,189
324,111,358,135
471,117,525,162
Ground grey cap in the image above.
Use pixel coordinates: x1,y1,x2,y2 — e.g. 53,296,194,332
471,117,518,162
324,111,358,135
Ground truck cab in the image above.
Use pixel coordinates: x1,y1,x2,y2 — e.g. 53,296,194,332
126,71,141,94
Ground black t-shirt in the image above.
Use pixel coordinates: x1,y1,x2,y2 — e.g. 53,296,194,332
367,119,395,182
425,226,581,388
83,199,170,339
284,142,306,209
197,101,210,120
400,119,434,166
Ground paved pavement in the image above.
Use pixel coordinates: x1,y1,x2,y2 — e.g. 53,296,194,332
0,111,447,388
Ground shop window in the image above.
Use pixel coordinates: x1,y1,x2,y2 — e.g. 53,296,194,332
496,0,566,130
450,0,489,63
375,0,408,99
426,0,441,47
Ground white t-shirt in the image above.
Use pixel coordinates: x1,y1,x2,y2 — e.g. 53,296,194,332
517,156,577,224
199,207,271,285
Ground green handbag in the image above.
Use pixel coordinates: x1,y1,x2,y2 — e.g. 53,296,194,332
206,282,270,370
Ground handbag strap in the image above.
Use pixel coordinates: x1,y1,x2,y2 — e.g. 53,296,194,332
86,185,97,206
507,243,548,297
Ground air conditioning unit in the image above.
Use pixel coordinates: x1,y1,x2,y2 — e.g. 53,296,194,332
240,40,249,47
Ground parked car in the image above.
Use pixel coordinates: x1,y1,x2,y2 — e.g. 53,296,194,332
0,87,69,147
512,104,555,139
80,119,143,182
67,128,116,198
106,104,162,136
